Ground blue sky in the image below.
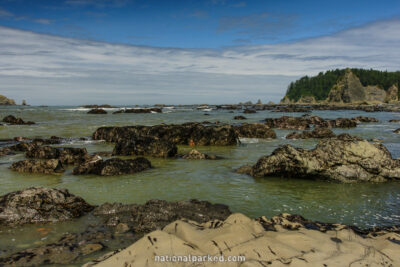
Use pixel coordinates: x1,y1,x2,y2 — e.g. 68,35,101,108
0,0,399,104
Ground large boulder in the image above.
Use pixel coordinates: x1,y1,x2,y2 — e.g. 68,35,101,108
248,136,400,182
233,123,276,139
87,108,107,114
92,123,238,146
182,149,221,160
113,137,177,158
26,146,88,164
73,157,152,176
264,116,310,130
10,159,65,174
286,128,335,139
2,115,35,125
0,187,94,226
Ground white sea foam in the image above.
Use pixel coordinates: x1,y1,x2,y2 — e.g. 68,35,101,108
239,137,259,143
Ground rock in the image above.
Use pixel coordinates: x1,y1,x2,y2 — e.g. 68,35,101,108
83,104,115,108
235,165,252,175
273,106,311,113
87,108,107,114
0,187,94,226
394,128,400,134
73,157,152,176
352,116,378,123
233,115,247,120
389,119,400,123
248,137,400,182
286,128,335,139
385,84,399,103
243,109,256,114
264,116,310,130
324,118,357,128
2,115,35,125
296,95,316,104
113,108,162,114
92,123,238,146
182,149,220,160
10,159,65,174
26,146,88,164
0,147,15,157
0,94,16,105
113,137,177,158
233,123,277,139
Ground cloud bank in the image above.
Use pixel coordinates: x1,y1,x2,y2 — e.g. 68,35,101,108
0,18,399,105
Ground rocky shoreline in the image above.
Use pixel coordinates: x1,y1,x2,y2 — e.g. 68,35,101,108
0,187,399,266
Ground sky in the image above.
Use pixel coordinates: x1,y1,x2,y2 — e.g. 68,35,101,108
0,0,399,105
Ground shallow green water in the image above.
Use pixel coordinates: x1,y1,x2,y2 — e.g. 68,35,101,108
1,105,400,256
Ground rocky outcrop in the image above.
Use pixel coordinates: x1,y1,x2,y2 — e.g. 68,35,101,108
243,109,256,114
286,128,335,139
92,123,238,146
2,115,35,125
273,106,311,113
182,149,221,160
73,157,152,176
0,187,94,226
113,137,177,158
296,95,316,104
113,108,162,114
247,136,400,182
233,115,246,120
87,108,107,114
351,116,378,123
385,84,399,103
233,123,277,139
0,94,16,105
26,146,89,164
10,159,65,174
264,116,310,130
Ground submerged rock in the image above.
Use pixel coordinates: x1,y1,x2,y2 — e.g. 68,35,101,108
233,123,276,139
182,149,221,160
352,116,378,123
113,137,177,158
243,109,256,114
286,128,335,139
2,115,35,125
233,115,247,120
10,159,65,174
92,123,238,146
0,187,94,226
248,137,400,182
87,108,107,114
73,157,152,176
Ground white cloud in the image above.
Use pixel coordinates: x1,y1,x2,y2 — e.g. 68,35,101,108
0,18,399,105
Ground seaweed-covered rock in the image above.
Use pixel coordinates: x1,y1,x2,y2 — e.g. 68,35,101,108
248,137,400,182
182,149,221,160
0,187,94,226
264,116,310,130
73,157,152,176
2,115,35,125
10,159,65,174
26,146,88,164
286,128,335,139
233,123,276,139
113,137,177,158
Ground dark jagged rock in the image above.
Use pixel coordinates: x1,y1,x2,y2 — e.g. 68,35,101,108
234,115,247,120
0,187,94,226
182,149,221,160
394,128,400,134
113,108,162,114
10,159,65,174
26,146,88,164
113,137,177,158
264,116,310,130
352,116,378,123
325,118,357,128
243,109,256,114
286,128,335,139
235,165,252,175
87,108,107,114
272,106,311,113
73,157,152,176
0,147,14,157
233,123,276,139
93,199,231,234
248,137,400,182
2,115,35,125
389,119,400,123
83,104,115,108
92,123,238,146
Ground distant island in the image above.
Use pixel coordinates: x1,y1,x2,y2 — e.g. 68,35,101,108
282,68,400,104
0,94,16,105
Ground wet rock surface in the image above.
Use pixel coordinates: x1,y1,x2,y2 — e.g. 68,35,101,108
247,136,400,182
0,187,94,226
286,128,335,139
113,108,162,114
2,115,35,125
113,137,177,158
264,116,310,130
10,159,65,174
272,106,311,113
182,149,221,160
26,146,89,164
233,123,277,139
87,108,107,114
93,123,238,146
233,115,246,120
243,109,256,114
73,157,152,176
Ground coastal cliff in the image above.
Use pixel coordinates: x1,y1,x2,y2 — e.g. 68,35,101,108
282,68,400,104
0,94,16,105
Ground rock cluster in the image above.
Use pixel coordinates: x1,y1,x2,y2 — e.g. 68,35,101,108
233,123,276,139
113,108,162,114
182,149,220,160
26,146,88,164
87,108,107,114
113,137,177,158
2,115,35,125
286,128,335,139
10,159,65,174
